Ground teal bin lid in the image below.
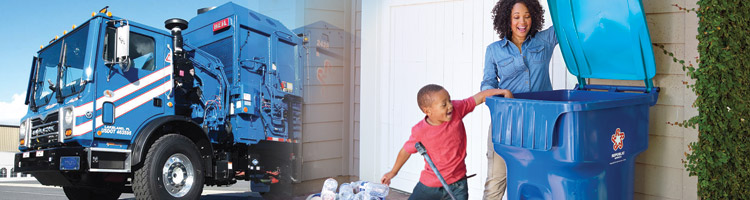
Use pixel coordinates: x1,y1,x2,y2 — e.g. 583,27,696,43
548,0,656,90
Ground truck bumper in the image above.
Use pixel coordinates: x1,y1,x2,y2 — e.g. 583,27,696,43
15,147,87,172
14,147,131,187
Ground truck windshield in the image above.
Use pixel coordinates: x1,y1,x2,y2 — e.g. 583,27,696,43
34,41,62,107
59,24,89,97
32,24,89,107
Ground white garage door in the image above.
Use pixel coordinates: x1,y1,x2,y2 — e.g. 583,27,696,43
360,0,576,198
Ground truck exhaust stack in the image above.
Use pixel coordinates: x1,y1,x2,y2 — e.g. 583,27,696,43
165,18,188,56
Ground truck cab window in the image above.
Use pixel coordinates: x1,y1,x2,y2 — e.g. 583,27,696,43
34,39,62,106
104,28,156,71
60,23,89,97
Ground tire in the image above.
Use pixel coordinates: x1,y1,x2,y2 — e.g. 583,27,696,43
133,134,204,200
63,186,121,200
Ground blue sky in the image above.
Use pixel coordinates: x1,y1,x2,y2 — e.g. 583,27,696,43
0,1,281,125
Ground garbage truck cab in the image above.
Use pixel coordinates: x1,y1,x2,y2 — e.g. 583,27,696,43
15,3,303,199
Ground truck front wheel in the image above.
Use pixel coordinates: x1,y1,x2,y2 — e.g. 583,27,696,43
133,134,204,199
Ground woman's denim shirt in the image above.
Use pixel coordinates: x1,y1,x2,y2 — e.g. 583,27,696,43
481,27,558,93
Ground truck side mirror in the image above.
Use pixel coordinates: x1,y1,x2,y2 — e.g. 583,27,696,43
106,20,131,72
115,22,131,72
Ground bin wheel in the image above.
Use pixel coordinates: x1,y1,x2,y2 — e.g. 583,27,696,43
63,186,121,200
133,134,204,200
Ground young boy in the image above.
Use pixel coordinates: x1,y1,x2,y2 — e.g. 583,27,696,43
380,84,513,200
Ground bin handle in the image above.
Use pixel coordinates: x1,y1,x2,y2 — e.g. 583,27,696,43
576,84,659,93
487,101,569,151
576,84,660,106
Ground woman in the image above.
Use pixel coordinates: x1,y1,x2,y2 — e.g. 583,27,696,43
481,0,558,199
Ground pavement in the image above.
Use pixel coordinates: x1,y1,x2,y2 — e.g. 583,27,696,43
0,178,412,200
0,179,263,200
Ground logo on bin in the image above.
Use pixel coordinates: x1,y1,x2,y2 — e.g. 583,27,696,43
611,128,625,151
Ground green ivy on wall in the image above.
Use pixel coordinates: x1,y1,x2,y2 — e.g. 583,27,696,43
681,1,750,199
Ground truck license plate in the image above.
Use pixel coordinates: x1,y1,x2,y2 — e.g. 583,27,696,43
36,151,44,157
23,152,29,158
60,156,80,170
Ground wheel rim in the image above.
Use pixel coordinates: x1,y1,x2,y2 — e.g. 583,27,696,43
162,153,195,197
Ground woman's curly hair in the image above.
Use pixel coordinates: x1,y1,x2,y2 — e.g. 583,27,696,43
492,0,545,39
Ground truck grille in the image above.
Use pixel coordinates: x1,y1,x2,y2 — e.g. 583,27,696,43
29,111,60,148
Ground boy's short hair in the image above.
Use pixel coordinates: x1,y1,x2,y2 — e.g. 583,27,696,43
417,84,445,110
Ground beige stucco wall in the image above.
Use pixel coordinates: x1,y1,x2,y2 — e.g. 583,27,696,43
0,125,20,153
298,0,357,183
353,0,362,179
590,0,699,199
252,0,361,194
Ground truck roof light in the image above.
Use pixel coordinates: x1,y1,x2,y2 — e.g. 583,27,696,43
40,45,43,49
72,25,76,29
92,12,96,17
63,30,67,35
107,12,112,17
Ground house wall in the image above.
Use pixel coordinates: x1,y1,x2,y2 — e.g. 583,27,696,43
0,125,19,153
618,0,699,199
360,0,525,197
252,0,361,194
353,0,362,179
587,0,700,199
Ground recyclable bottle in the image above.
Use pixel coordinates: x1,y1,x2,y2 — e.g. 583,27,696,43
363,182,389,198
321,178,338,200
351,181,367,193
353,192,365,200
339,182,354,200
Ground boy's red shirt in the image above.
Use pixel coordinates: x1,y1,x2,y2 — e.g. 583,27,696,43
403,97,476,187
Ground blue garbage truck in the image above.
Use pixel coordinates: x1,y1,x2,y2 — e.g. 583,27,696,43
14,3,303,199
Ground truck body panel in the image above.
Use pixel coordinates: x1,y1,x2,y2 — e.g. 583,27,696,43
15,2,303,198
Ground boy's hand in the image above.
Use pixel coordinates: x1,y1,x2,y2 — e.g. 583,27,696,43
474,89,514,105
382,148,410,185
381,171,397,185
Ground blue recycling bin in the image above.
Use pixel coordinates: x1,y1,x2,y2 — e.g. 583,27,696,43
485,0,660,199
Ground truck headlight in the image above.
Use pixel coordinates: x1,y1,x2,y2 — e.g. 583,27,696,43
19,119,28,146
61,106,75,138
63,107,74,125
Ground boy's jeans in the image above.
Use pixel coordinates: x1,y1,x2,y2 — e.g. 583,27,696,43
408,178,468,200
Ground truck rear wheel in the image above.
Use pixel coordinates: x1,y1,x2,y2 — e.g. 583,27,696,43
133,134,204,200
63,186,121,200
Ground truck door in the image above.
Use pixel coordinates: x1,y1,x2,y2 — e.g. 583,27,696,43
94,24,169,141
